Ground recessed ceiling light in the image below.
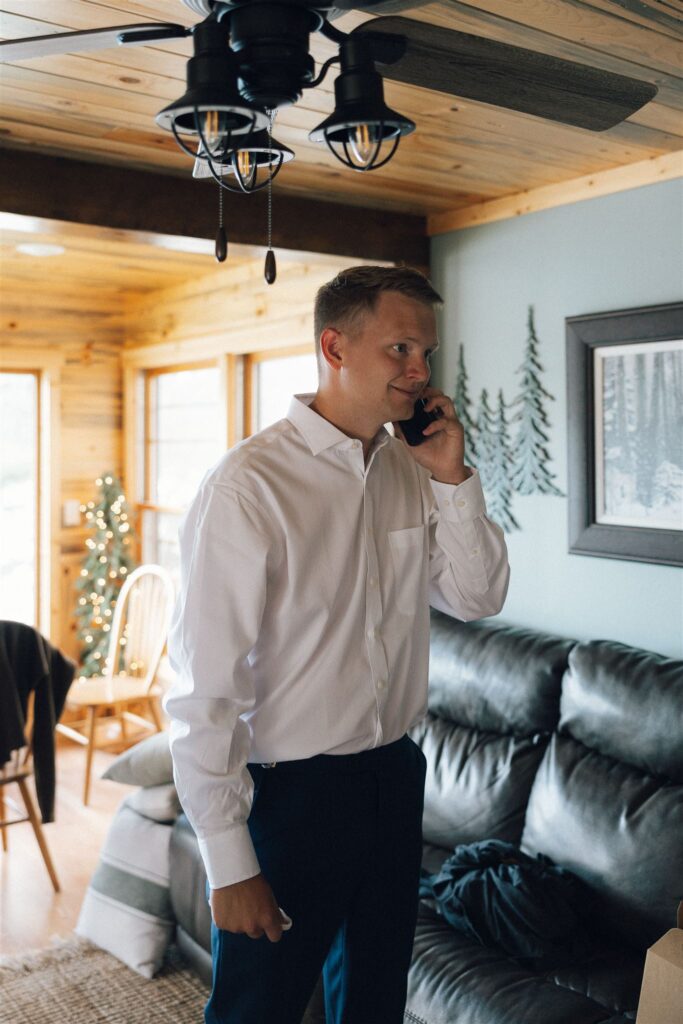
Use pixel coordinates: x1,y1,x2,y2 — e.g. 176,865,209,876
16,242,65,257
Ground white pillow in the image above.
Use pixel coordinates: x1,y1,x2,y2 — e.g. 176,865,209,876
101,731,174,788
76,803,174,978
124,782,181,823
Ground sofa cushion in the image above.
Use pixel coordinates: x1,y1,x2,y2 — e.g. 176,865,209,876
101,730,173,788
521,733,683,951
76,803,175,978
407,902,639,1024
560,640,683,782
170,813,212,954
427,612,572,736
412,713,550,849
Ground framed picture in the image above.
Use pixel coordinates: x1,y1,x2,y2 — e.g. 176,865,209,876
566,302,683,567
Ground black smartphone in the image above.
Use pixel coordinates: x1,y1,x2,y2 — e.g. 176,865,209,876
398,398,440,446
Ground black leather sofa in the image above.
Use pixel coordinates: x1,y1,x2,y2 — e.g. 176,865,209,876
169,611,683,1023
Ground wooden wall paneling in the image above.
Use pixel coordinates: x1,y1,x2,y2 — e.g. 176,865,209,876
123,260,363,354
429,149,683,233
0,1,679,218
0,151,430,264
59,550,83,664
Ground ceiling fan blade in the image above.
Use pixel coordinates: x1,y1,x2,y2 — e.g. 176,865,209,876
0,24,189,63
354,17,658,131
329,1,427,11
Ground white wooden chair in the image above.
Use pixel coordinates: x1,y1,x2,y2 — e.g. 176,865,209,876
57,564,175,805
0,692,60,892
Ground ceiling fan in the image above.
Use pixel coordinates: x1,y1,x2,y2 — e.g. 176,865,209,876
1,0,657,274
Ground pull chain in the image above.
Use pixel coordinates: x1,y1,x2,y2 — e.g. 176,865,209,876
215,179,227,262
264,109,276,284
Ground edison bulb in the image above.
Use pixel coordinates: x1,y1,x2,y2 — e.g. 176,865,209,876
234,148,257,188
202,109,223,151
349,123,379,167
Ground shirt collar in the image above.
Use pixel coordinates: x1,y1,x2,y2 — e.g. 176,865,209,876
287,394,391,457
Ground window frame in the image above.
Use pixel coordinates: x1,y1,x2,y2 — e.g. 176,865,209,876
0,348,63,639
244,344,317,435
124,341,317,565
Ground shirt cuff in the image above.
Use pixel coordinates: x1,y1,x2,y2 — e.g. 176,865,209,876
430,468,487,523
198,824,261,890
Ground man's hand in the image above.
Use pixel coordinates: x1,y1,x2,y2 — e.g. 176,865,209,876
394,387,472,485
210,873,284,942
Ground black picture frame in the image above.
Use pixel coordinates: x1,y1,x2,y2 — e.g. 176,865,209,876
566,302,683,567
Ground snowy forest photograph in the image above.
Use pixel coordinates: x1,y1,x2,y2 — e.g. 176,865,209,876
595,339,683,531
567,302,683,568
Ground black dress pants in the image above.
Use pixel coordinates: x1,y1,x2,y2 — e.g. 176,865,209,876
205,734,427,1024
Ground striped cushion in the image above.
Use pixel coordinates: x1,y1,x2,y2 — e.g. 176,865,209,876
76,803,174,978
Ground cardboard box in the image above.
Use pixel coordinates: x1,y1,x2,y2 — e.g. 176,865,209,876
636,903,683,1024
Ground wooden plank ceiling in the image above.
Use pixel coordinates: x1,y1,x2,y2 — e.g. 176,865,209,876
0,0,681,219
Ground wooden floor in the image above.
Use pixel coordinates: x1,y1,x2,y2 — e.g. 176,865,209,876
0,729,155,956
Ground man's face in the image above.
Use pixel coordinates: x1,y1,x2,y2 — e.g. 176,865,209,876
339,290,439,427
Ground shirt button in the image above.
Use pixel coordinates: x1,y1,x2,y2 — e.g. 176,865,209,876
353,440,361,449
444,499,451,506
377,679,386,690
471,547,480,555
368,577,378,588
367,627,379,640
457,499,467,508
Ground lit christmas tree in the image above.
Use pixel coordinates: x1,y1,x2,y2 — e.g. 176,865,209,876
74,474,137,678
487,389,520,532
453,344,478,465
510,307,564,496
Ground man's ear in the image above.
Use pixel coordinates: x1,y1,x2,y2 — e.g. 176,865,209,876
319,327,344,372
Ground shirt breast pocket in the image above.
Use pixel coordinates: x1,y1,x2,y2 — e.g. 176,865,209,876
388,526,426,616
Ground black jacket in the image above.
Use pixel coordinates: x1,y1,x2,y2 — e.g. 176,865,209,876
0,621,75,822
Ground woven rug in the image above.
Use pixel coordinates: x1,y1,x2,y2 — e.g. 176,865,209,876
0,937,208,1024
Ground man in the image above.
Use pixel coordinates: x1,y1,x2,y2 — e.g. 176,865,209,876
165,265,510,1024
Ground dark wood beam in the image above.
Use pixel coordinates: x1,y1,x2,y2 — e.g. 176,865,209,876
0,148,429,267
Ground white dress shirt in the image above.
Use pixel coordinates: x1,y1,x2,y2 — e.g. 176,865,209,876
165,394,509,889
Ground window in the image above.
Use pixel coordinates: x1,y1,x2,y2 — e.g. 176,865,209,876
0,371,39,625
141,364,225,577
250,350,318,431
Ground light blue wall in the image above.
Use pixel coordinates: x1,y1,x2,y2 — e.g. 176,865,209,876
430,179,683,658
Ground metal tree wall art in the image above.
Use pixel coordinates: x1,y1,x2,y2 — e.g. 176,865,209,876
453,344,478,464
474,388,496,486
487,390,521,532
510,307,564,497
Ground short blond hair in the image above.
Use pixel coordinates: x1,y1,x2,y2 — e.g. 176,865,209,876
314,265,442,367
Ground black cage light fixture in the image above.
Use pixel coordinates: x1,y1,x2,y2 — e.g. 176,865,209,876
3,0,661,282
192,129,294,192
156,18,268,164
309,35,415,171
150,4,416,277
